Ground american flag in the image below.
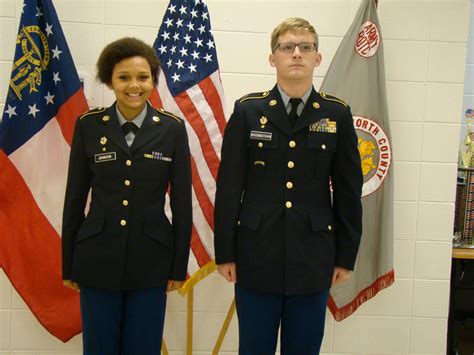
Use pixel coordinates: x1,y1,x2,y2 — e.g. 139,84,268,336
150,0,227,291
0,0,87,341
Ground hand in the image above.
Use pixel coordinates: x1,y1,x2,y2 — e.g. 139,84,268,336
332,267,351,286
63,280,80,292
167,280,184,293
217,262,237,283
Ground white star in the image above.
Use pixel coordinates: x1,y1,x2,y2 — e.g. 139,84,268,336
204,53,212,62
191,50,200,60
206,39,215,49
165,18,173,28
172,72,180,82
179,5,187,14
158,44,167,54
190,9,198,18
28,104,40,117
179,47,188,57
168,4,176,13
167,59,173,68
52,46,63,59
186,22,194,31
202,12,209,20
198,25,206,34
44,91,55,105
5,105,17,119
161,31,170,41
170,45,177,54
183,34,192,44
194,38,203,47
53,72,61,85
45,23,53,36
21,3,26,14
188,63,197,73
194,0,201,4
35,6,43,17
176,59,185,69
176,18,184,28
173,32,180,41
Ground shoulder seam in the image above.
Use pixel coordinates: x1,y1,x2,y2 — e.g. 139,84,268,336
79,107,106,120
239,91,270,103
157,108,182,124
319,92,347,107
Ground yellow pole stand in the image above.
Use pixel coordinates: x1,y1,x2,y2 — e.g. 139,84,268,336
212,298,236,355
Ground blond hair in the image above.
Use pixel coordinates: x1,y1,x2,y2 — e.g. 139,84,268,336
271,18,319,52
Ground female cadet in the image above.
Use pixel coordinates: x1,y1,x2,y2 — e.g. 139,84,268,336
62,37,192,354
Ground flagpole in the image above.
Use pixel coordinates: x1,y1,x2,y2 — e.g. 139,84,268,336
161,339,169,355
187,287,194,355
212,298,236,354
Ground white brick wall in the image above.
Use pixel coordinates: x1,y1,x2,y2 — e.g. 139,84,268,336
0,0,471,353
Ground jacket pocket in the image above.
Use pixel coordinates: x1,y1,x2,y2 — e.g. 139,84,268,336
238,205,263,231
309,209,335,233
307,133,337,179
75,216,104,243
143,210,174,249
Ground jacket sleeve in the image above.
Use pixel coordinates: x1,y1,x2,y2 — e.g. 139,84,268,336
169,121,192,280
214,101,248,264
62,117,91,280
331,106,363,270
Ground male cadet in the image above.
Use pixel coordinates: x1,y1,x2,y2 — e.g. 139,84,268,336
214,18,363,354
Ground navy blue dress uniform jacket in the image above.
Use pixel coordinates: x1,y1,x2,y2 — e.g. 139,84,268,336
214,86,363,295
62,103,192,290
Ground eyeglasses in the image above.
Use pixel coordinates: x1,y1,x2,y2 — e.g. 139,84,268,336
273,42,317,53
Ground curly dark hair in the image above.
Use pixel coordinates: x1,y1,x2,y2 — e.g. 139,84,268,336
97,37,160,85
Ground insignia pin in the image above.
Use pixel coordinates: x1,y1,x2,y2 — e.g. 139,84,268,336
102,115,110,122
260,116,268,125
152,116,161,123
100,137,107,145
269,100,277,107
313,102,320,109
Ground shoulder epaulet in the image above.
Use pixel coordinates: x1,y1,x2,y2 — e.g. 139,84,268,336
239,91,270,103
319,92,347,107
79,107,106,120
156,108,182,124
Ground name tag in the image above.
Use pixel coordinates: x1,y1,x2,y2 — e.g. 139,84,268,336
144,151,173,162
250,131,272,141
94,152,117,163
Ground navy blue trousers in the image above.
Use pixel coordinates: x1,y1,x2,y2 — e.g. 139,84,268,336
235,285,329,355
79,286,166,355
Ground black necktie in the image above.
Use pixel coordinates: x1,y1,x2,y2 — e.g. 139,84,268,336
289,98,302,127
122,122,139,136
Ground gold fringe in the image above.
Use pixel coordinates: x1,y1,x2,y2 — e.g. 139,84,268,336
161,338,168,355
212,298,236,355
178,260,217,296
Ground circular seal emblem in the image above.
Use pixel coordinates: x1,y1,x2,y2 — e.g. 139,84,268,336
353,116,391,197
355,21,380,58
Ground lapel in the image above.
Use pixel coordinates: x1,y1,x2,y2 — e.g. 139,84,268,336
130,103,162,152
260,85,292,136
293,88,328,133
101,104,131,156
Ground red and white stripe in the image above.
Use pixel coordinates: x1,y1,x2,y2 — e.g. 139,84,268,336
153,69,227,278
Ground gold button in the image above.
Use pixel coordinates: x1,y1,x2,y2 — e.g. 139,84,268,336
287,161,295,169
285,201,292,208
289,140,296,148
328,225,332,231
126,160,132,166
321,144,326,150
237,220,241,226
124,180,131,186
120,219,127,226
286,181,293,189
258,142,263,148
122,200,129,206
